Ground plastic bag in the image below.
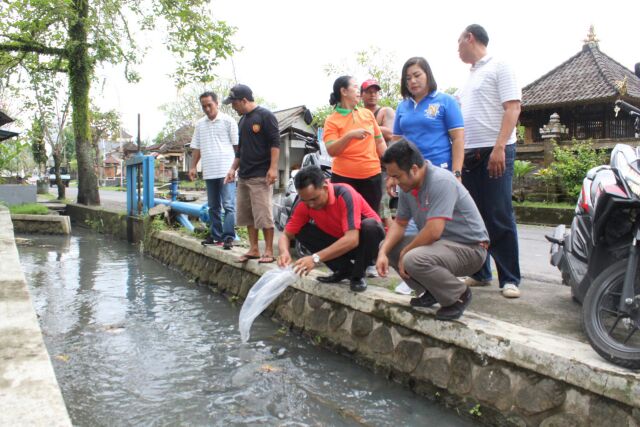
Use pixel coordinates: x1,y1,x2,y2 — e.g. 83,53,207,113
239,267,298,343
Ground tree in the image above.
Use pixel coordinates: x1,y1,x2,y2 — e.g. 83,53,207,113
29,117,48,178
0,0,236,205
313,47,401,127
27,69,72,199
89,106,120,182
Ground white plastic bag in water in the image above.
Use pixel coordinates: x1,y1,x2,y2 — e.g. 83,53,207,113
239,267,298,342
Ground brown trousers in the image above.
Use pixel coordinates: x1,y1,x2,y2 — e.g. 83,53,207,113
388,236,487,306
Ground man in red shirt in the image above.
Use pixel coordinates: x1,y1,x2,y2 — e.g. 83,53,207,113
277,166,385,292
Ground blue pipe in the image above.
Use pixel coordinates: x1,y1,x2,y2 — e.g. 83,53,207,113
176,214,194,232
154,198,210,230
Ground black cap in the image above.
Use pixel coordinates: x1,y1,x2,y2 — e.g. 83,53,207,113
223,84,254,104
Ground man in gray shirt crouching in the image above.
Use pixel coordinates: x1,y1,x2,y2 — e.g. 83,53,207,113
376,140,489,320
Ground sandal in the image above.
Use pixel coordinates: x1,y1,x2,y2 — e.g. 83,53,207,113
235,254,260,263
258,255,276,264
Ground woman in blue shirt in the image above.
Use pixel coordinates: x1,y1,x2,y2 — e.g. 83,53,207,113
393,57,464,178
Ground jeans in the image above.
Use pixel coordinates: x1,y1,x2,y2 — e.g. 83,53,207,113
206,178,236,241
296,218,385,279
462,144,520,287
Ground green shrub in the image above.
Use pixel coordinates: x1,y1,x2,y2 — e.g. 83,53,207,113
547,139,608,200
513,160,535,202
9,203,50,215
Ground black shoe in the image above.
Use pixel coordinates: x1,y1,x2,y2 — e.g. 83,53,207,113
435,287,472,321
410,290,437,308
349,277,367,292
201,236,216,246
317,270,350,283
223,237,233,250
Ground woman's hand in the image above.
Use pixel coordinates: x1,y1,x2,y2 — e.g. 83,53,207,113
348,128,371,141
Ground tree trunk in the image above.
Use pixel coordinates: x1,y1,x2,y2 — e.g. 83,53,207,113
53,152,66,200
68,0,100,205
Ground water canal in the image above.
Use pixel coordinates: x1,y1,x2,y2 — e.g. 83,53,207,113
17,229,478,426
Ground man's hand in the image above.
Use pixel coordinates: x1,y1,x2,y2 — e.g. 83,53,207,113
224,169,236,184
266,167,278,185
376,253,389,277
292,255,315,277
385,177,397,197
277,251,292,268
188,168,197,181
488,145,506,178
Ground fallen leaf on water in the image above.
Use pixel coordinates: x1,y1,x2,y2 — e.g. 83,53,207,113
55,354,70,362
259,364,281,373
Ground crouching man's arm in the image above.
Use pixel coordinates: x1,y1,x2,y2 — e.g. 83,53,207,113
377,218,408,277
278,229,360,276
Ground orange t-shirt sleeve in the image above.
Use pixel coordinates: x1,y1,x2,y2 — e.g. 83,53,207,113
323,114,340,146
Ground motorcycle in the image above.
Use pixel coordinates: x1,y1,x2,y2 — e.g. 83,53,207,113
273,136,332,256
546,99,640,369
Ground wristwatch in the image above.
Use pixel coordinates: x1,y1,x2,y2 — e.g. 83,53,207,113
312,253,321,265
453,170,462,178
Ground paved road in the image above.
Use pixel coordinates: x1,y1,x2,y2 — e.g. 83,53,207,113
57,186,564,286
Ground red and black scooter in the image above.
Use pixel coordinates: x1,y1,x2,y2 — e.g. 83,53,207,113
547,99,640,369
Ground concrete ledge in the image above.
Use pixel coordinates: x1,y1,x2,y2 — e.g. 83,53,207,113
0,206,71,426
147,229,640,425
11,214,71,235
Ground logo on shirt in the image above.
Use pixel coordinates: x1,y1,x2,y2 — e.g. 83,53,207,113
252,123,261,134
425,103,441,119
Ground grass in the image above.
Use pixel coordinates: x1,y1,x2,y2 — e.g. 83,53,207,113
9,203,50,215
513,200,574,209
99,186,126,192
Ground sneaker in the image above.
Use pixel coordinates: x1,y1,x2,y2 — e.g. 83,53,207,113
366,265,378,278
201,236,222,246
463,277,491,287
435,287,472,321
410,290,437,308
394,281,413,295
223,237,233,250
501,283,521,298
349,277,367,292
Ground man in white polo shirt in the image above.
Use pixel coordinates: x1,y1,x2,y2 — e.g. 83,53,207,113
456,24,522,299
189,91,238,249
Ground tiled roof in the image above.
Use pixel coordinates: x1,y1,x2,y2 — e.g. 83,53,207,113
522,42,640,110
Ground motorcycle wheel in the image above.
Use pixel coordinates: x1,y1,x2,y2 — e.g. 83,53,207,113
582,260,640,369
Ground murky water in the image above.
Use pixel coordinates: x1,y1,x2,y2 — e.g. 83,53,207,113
18,229,477,427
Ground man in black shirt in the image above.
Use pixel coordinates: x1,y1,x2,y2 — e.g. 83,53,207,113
223,84,281,263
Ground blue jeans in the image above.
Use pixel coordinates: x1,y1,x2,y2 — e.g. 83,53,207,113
462,144,520,287
206,178,236,241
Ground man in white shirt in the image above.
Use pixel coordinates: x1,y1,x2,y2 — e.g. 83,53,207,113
456,24,522,299
189,91,238,249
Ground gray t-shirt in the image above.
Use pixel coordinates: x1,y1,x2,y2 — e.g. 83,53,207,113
396,161,489,244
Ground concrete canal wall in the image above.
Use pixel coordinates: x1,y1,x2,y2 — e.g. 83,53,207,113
0,206,72,426
60,203,640,426
144,229,640,427
10,213,71,234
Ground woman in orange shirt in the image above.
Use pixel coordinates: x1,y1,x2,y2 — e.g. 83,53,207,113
323,76,387,213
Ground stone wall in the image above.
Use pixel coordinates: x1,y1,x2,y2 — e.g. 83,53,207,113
514,206,574,226
64,203,144,242
11,214,71,234
145,230,640,427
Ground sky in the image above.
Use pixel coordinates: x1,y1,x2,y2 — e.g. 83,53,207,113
95,0,640,142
